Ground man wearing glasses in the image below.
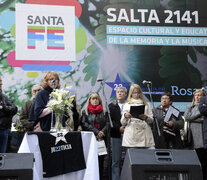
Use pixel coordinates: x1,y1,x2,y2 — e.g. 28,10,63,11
19,84,42,130
0,76,17,153
153,92,184,149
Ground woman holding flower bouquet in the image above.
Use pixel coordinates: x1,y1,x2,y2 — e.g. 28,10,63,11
29,71,60,131
81,92,108,180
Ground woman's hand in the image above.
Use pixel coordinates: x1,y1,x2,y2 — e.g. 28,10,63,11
34,122,42,132
97,131,105,139
120,126,125,133
138,114,148,121
124,112,132,118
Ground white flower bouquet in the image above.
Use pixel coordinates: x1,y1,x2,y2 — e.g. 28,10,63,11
47,85,75,131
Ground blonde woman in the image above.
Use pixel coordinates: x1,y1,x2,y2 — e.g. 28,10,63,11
81,93,107,137
81,92,108,180
121,84,154,148
185,89,207,180
184,89,206,149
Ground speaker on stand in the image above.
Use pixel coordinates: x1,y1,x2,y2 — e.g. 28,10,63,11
0,153,34,180
120,148,203,180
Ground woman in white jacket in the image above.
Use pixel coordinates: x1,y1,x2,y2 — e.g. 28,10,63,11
121,84,154,148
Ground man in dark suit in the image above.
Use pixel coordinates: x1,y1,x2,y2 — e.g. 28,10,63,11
109,87,127,180
0,76,17,153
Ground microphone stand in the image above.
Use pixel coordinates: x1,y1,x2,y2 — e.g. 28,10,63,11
0,89,3,110
50,80,57,131
99,80,113,180
146,83,161,136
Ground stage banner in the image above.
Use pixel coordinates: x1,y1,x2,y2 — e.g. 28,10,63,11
0,0,207,111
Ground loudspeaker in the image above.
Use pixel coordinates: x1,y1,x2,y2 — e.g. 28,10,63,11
120,149,202,180
0,153,34,180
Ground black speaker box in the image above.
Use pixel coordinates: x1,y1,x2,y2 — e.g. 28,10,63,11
0,153,34,180
120,148,202,180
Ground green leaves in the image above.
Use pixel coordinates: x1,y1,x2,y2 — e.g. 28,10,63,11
0,27,15,74
188,47,197,63
159,46,202,87
0,59,14,74
0,0,15,15
83,58,99,85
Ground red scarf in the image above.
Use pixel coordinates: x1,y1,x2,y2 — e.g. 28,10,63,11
88,104,103,114
88,104,103,130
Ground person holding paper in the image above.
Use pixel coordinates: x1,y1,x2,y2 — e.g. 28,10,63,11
153,92,184,149
81,92,107,180
121,84,154,148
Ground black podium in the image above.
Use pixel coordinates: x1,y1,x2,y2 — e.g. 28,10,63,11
0,153,34,180
120,148,202,180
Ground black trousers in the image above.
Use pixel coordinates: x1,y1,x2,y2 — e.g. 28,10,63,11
196,148,207,180
98,155,105,180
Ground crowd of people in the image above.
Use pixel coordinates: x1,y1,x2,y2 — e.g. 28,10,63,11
0,71,207,180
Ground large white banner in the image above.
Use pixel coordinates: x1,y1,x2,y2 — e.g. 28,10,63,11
16,4,75,61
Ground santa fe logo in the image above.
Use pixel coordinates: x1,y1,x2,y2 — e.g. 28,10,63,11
15,4,75,61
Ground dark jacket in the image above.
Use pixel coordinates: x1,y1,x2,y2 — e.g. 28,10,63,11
81,110,107,136
109,101,122,138
0,93,17,129
153,105,184,149
29,87,53,131
199,96,207,149
20,99,34,121
62,100,80,131
19,98,34,130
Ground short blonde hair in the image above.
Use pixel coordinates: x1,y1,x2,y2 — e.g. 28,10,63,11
192,89,206,105
127,84,148,106
85,93,103,115
41,71,60,89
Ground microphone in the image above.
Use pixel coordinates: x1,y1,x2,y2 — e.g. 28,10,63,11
51,79,56,88
97,79,104,82
142,80,152,85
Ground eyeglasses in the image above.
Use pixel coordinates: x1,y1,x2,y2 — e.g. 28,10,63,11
161,98,170,100
49,79,58,82
33,89,41,93
194,94,202,97
132,92,141,95
91,97,99,100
